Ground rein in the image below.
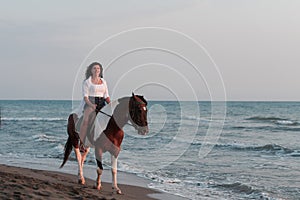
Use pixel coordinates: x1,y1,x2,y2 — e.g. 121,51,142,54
97,110,135,128
96,96,146,128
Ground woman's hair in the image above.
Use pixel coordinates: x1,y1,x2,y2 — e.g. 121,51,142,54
85,62,103,79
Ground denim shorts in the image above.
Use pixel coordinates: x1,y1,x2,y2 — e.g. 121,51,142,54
84,96,105,111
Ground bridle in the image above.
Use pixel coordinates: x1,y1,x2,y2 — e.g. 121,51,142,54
129,97,147,130
97,96,147,129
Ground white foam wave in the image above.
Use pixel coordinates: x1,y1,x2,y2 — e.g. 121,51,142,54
2,117,65,121
275,120,297,125
32,134,58,142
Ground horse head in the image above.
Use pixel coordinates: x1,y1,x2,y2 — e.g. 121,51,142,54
129,93,149,135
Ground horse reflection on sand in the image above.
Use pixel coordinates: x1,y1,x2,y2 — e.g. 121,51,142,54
60,93,148,194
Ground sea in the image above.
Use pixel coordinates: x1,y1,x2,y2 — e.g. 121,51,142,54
0,100,299,200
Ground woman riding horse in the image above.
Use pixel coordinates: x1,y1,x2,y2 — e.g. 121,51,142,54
79,62,110,151
60,93,148,194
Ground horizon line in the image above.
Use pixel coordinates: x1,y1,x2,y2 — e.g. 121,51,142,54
0,98,300,102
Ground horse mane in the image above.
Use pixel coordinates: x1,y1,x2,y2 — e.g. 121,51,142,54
135,95,147,105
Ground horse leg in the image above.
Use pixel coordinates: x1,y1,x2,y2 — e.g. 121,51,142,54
95,148,103,190
81,147,90,168
111,155,122,194
74,148,85,184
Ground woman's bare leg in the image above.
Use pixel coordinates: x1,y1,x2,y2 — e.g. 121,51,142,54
79,107,94,145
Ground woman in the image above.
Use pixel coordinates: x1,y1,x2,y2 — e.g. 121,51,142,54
79,62,110,150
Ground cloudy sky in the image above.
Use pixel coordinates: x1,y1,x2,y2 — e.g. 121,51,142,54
1,0,299,101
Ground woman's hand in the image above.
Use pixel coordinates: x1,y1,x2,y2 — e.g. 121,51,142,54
106,97,111,104
90,103,97,111
84,96,96,110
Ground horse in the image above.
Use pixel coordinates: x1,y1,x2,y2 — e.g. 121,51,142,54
60,93,148,194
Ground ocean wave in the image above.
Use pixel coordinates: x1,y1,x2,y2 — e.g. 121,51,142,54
246,116,298,126
1,117,66,122
215,182,283,200
275,120,298,125
118,162,183,185
215,182,256,195
32,134,59,142
251,144,294,154
231,126,247,129
290,151,300,157
184,115,225,124
214,182,282,200
146,173,182,184
246,116,288,121
231,125,300,132
216,143,297,156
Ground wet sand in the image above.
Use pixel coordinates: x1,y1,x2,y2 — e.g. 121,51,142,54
0,164,160,200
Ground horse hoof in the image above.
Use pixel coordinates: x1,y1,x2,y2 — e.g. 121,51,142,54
112,187,122,195
94,184,101,190
78,178,85,185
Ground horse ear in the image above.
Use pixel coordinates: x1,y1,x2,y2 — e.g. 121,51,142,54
132,92,135,97
138,95,148,106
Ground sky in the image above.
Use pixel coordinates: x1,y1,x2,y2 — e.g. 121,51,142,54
0,0,300,101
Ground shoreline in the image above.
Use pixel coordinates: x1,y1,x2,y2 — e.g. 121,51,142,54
0,157,186,200
0,164,158,200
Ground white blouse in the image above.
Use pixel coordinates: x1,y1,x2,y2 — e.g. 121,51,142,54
82,77,109,98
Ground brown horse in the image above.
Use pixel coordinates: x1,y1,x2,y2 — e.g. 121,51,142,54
60,93,148,194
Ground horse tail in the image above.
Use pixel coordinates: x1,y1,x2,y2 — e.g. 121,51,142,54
60,114,79,168
60,136,73,168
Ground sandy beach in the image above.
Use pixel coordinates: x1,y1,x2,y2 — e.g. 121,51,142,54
0,164,161,200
